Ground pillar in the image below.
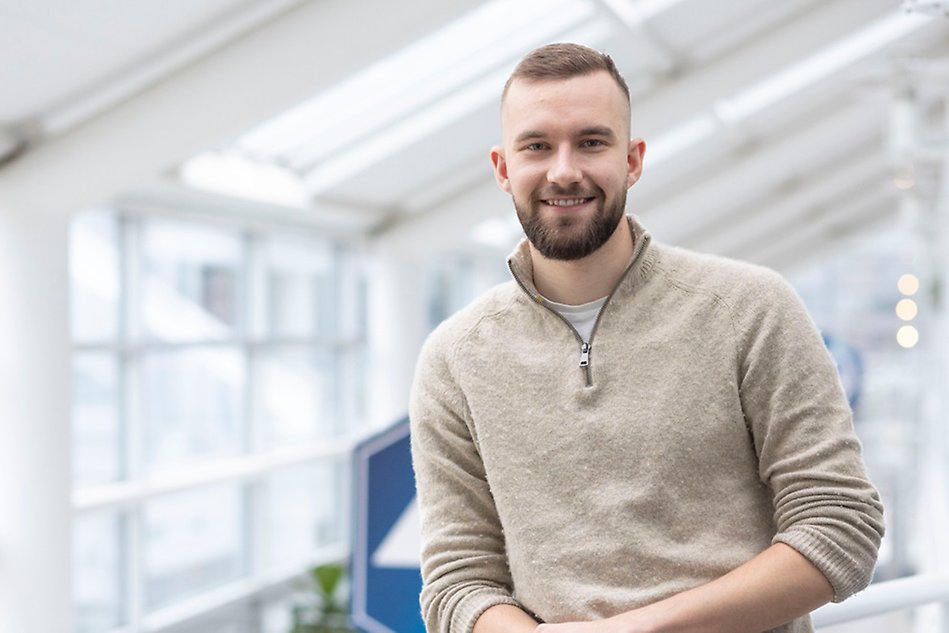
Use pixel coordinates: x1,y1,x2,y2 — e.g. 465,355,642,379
0,202,72,632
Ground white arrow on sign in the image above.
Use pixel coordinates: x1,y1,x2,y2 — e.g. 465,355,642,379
370,495,422,568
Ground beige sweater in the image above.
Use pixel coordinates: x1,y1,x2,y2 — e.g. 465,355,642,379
410,218,884,633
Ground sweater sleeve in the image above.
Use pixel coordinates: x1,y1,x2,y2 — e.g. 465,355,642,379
735,269,885,602
409,328,524,633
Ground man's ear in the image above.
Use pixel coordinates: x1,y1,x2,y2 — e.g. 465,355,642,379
626,137,646,188
490,146,512,193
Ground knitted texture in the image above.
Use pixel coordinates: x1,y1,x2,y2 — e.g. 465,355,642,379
410,217,884,633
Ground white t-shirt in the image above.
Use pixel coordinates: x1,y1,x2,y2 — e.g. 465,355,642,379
544,295,607,343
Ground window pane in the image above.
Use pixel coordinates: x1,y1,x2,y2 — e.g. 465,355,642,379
255,348,337,447
142,348,245,474
143,484,245,611
70,210,120,342
427,253,476,328
262,460,345,570
338,346,368,430
165,605,257,633
141,220,242,342
73,353,121,487
74,512,124,633
264,237,334,339
337,248,367,341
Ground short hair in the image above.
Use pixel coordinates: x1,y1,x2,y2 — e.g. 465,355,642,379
502,42,630,105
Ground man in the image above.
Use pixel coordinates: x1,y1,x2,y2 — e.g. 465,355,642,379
409,43,884,633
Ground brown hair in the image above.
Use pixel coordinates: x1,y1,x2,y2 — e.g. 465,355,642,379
502,42,630,104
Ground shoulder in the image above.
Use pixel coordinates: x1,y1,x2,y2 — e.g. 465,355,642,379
411,281,520,417
644,242,815,348
418,281,520,367
650,242,798,310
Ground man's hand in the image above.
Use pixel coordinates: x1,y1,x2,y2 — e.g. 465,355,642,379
478,543,833,633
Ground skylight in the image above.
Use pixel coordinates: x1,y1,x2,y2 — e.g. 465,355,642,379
181,0,604,206
648,9,931,166
237,0,595,171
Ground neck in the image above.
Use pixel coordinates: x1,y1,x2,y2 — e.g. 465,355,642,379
529,218,634,305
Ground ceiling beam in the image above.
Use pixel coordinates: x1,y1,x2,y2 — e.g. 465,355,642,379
116,181,383,237
0,0,481,217
590,0,682,69
757,203,895,274
639,98,884,238
744,185,896,270
630,0,897,135
35,0,306,139
689,148,887,256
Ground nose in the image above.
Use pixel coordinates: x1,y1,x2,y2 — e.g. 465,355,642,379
547,146,582,186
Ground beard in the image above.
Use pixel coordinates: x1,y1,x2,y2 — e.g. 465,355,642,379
514,184,627,261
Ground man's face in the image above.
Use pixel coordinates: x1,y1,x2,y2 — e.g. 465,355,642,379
491,71,645,261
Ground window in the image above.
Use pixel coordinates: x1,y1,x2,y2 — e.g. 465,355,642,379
70,211,365,633
790,226,938,584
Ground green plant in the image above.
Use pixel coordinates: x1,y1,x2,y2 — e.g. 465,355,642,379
289,563,356,633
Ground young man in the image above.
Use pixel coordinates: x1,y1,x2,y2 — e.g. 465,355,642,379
410,43,884,633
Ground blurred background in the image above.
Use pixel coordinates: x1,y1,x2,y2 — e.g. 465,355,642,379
1,0,948,631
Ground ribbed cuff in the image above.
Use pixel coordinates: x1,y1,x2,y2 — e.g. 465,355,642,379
451,586,525,633
774,527,875,602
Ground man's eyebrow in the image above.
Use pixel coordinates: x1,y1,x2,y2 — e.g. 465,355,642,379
578,125,616,139
514,130,546,143
513,126,618,143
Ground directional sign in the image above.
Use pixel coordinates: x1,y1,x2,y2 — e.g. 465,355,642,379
351,418,425,633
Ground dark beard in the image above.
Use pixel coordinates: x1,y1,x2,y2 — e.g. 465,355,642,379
515,186,627,261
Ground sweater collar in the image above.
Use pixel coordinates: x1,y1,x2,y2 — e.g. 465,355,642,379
506,215,654,301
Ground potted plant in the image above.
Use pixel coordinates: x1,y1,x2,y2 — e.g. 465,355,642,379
290,563,356,633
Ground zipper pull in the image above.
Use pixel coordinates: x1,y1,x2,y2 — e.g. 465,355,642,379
579,342,591,367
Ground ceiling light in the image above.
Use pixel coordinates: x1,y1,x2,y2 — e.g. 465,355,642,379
896,298,918,320
180,152,310,208
898,273,920,295
896,324,919,348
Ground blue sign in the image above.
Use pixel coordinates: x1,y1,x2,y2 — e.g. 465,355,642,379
351,418,425,633
822,332,864,409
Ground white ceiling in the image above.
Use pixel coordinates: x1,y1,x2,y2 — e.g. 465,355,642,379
1,0,947,271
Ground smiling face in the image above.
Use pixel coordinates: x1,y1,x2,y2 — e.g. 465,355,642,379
491,71,645,261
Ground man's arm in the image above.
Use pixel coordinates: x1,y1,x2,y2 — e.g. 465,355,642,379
474,605,541,633
533,542,832,633
411,328,525,633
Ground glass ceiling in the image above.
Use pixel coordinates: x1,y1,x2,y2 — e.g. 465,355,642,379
177,0,934,248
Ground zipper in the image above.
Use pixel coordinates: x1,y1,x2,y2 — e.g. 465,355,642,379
508,262,593,384
506,229,649,387
579,342,591,367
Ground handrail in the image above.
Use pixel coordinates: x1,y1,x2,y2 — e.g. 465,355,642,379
72,432,366,513
813,573,949,627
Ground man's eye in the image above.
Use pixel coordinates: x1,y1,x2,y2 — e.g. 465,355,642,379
581,139,605,148
526,143,546,151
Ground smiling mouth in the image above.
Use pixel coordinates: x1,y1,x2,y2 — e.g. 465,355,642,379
542,197,595,207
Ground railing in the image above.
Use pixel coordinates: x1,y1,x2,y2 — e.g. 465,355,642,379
813,573,949,629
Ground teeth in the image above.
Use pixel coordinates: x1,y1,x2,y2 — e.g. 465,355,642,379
546,198,587,206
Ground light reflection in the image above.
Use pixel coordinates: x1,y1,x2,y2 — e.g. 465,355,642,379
897,273,919,296
896,324,919,348
895,298,918,321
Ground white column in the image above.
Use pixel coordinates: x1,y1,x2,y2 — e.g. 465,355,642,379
932,97,949,633
365,245,429,430
0,203,72,632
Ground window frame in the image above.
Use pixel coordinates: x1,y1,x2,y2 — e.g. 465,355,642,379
70,208,367,633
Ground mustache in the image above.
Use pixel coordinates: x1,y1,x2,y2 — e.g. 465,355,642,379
532,184,600,201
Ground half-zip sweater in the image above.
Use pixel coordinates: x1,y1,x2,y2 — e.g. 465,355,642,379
410,216,884,633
